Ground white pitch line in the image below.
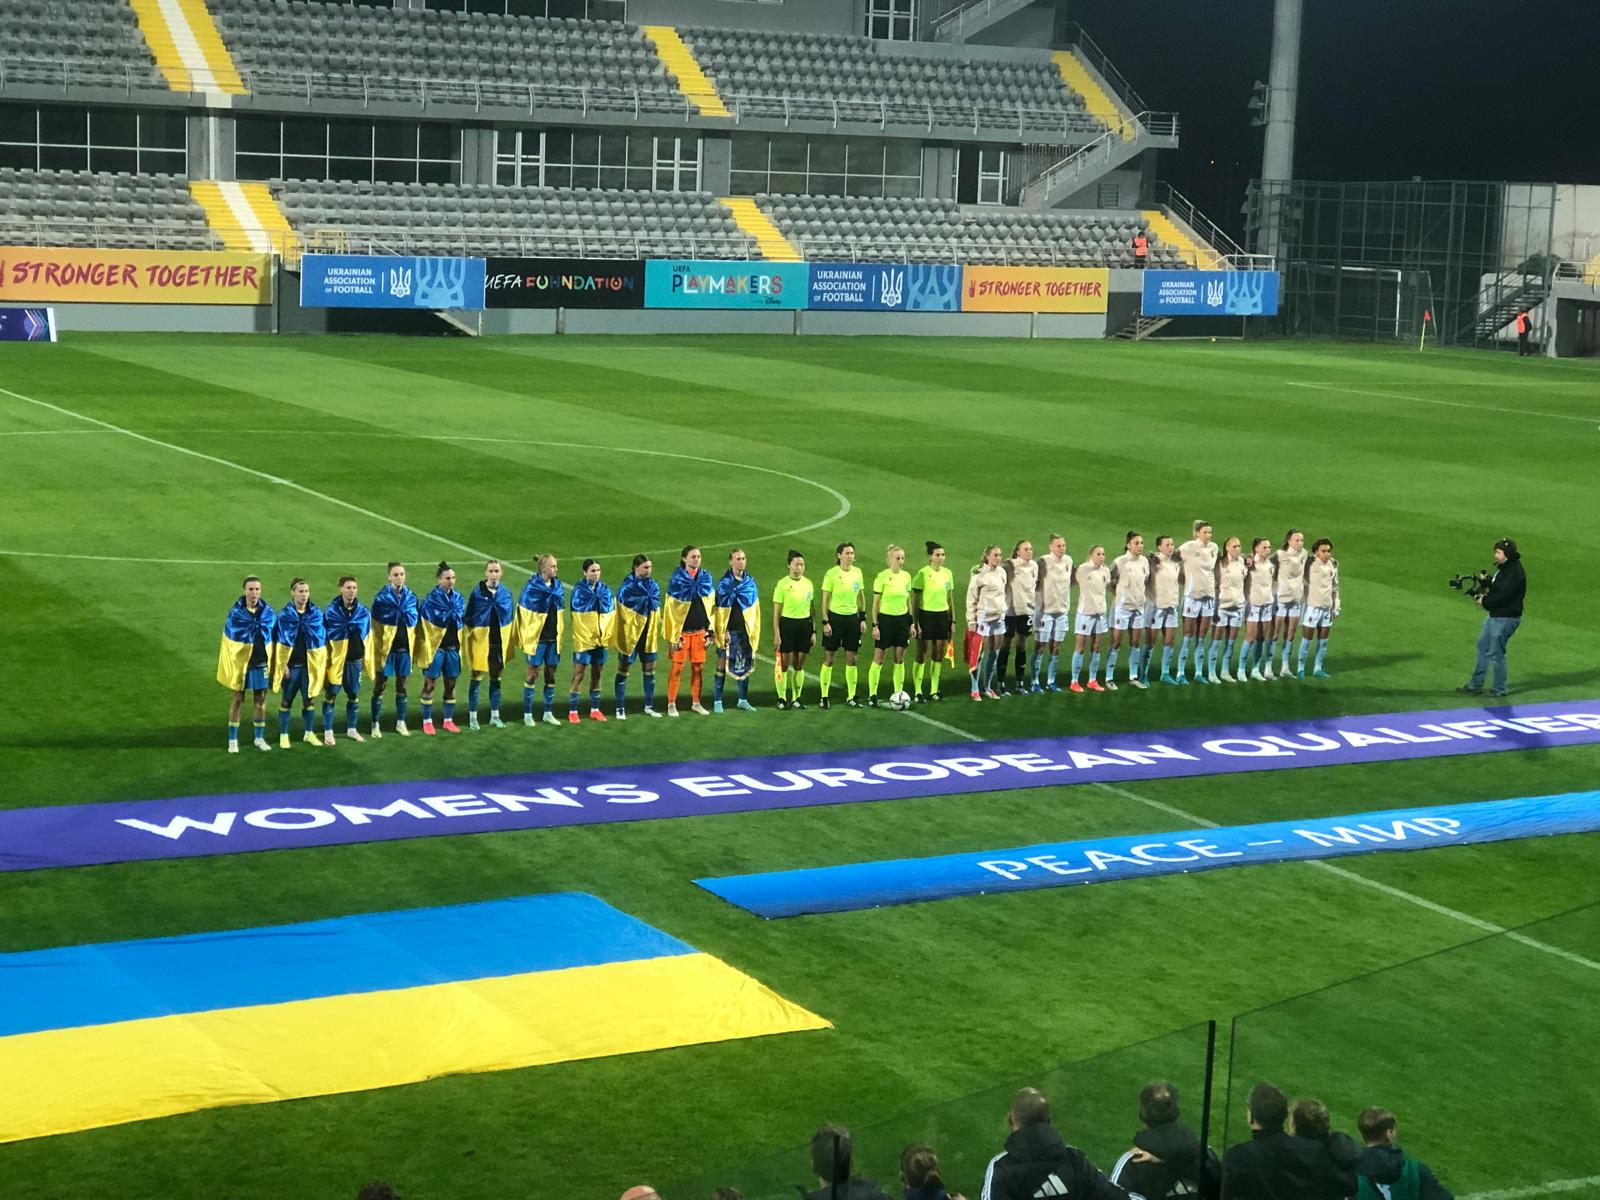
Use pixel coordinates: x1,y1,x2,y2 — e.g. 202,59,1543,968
0,550,396,567
1286,380,1596,425
1463,1176,1600,1200
0,385,513,571
0,423,853,563
4,386,1595,974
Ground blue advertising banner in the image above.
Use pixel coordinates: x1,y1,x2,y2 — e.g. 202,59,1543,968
1142,270,1280,317
643,260,807,309
299,254,486,310
806,263,966,312
698,790,1600,918
0,307,55,342
4,701,1600,873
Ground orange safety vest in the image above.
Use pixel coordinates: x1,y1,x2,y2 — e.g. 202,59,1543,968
1515,312,1530,334
1132,234,1148,257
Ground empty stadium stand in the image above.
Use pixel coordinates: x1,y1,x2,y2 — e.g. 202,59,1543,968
0,168,217,249
681,27,1101,132
757,195,1185,267
210,0,685,112
0,0,163,88
273,179,758,260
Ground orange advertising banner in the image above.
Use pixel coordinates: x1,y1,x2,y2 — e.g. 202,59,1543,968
960,266,1109,313
0,247,273,305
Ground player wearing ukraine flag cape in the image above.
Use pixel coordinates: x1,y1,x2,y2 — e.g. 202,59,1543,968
218,576,275,753
415,562,467,735
517,555,565,727
662,545,716,717
714,548,762,714
568,559,617,723
321,575,371,744
368,562,419,738
270,578,328,750
610,554,663,720
463,559,515,731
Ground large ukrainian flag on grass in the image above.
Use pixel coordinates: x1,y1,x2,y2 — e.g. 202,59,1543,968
0,894,829,1143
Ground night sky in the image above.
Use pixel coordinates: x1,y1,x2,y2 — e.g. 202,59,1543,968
1066,0,1600,234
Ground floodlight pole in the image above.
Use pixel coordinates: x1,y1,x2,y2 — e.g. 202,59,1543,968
1258,0,1303,261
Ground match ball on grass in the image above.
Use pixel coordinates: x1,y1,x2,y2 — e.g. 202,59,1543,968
889,691,913,711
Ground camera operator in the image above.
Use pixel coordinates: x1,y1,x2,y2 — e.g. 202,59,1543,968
1458,538,1525,698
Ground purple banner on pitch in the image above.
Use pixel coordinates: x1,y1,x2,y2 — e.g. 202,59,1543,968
3,701,1600,873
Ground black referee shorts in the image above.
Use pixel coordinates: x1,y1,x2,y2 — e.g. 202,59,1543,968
822,614,863,652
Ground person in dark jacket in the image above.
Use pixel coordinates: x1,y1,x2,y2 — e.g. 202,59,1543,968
1291,1099,1359,1198
1221,1083,1347,1200
1459,538,1526,697
901,1144,967,1200
1355,1108,1452,1200
1111,1080,1213,1198
980,1088,1128,1200
806,1124,895,1200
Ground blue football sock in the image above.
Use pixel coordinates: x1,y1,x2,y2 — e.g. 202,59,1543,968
1088,650,1101,680
421,701,432,723
542,685,555,714
714,673,726,703
1129,646,1141,680
1297,638,1311,672
1281,640,1294,670
253,720,265,741
524,685,535,716
1239,643,1253,673
371,696,384,725
277,710,290,738
468,679,481,713
1315,639,1329,671
321,702,334,730
1177,635,1191,674
1161,644,1174,675
1048,652,1059,686
346,700,359,729
1070,650,1083,681
395,695,408,724
228,723,239,743
443,701,454,721
738,676,749,701
1103,646,1118,682
1208,640,1222,675
615,676,628,710
302,708,316,734
568,690,579,711
489,681,501,712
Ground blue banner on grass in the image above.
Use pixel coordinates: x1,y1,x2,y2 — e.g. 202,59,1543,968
299,254,486,310
698,791,1600,918
0,307,55,342
1142,270,1280,316
3,702,1600,873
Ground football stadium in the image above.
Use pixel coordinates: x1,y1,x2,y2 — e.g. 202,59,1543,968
2,1,1598,1199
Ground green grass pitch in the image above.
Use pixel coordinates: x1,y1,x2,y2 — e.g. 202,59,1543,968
1,334,1597,1200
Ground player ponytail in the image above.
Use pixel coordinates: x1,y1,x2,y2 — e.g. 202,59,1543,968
787,548,804,564
1281,528,1300,551
1252,536,1271,555
435,561,451,578
288,576,307,591
631,553,650,570
581,558,599,573
1193,519,1210,535
1125,530,1139,549
924,540,943,557
834,540,854,562
679,544,699,567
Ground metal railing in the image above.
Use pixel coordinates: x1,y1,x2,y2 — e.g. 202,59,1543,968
0,56,170,95
0,220,229,251
1555,259,1600,288
1055,22,1147,114
1021,110,1178,204
1145,181,1248,262
926,0,1034,42
303,226,760,261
